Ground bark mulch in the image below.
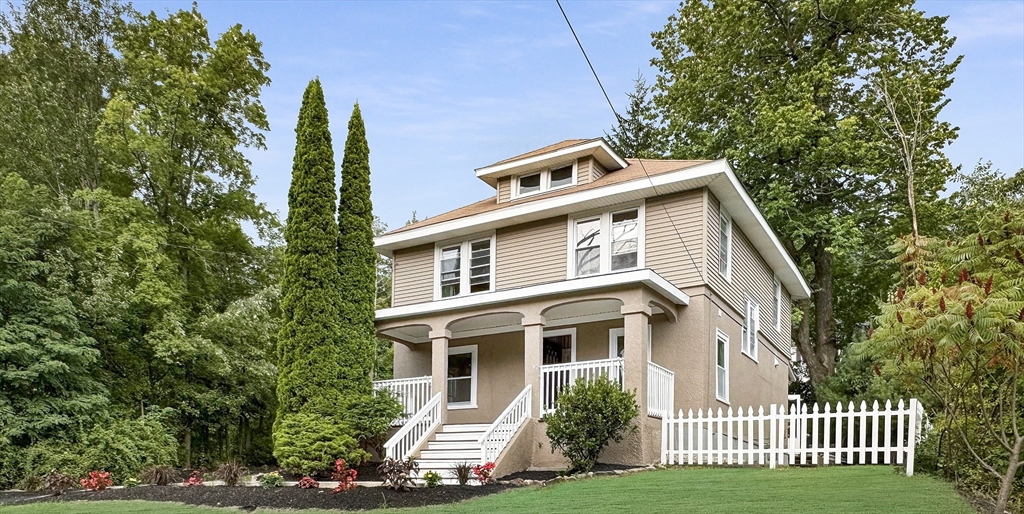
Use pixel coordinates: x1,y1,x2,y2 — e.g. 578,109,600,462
503,463,637,482
9,483,515,511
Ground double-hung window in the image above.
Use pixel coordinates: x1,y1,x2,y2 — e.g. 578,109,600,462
447,345,477,408
570,206,643,278
513,162,577,199
719,209,732,281
742,299,759,359
716,329,729,402
436,235,494,299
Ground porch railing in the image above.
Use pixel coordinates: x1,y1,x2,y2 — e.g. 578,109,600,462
382,392,441,462
541,358,624,415
479,384,532,464
647,361,675,418
374,376,432,426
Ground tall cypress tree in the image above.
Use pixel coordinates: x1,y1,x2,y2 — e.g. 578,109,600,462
274,80,356,472
337,103,376,387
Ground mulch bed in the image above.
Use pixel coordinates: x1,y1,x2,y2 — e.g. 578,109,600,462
503,463,636,482
9,483,515,510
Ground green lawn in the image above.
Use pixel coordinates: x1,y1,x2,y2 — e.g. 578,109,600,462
0,467,975,514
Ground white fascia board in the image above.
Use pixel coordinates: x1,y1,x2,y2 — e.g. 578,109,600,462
709,163,811,299
375,268,689,322
474,139,628,178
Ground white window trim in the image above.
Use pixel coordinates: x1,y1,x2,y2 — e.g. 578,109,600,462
607,325,652,360
773,277,783,333
718,208,733,282
543,327,577,363
447,345,478,409
742,299,759,362
715,328,729,404
511,160,578,200
566,202,646,279
433,232,496,300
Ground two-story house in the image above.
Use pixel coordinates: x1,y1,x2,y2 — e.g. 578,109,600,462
372,138,810,479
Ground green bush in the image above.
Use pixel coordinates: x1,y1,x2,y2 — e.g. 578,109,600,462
545,376,639,474
258,471,284,488
273,412,366,475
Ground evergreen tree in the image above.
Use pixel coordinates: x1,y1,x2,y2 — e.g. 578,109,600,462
336,104,377,385
605,73,665,159
274,80,358,470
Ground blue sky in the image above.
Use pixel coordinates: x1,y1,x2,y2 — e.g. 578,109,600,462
137,0,1024,233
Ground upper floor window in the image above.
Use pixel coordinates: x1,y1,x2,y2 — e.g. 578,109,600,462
742,299,759,360
435,235,494,299
513,162,577,199
569,205,644,278
719,208,732,281
773,277,783,332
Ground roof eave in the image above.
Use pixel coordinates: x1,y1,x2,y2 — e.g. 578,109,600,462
474,139,628,186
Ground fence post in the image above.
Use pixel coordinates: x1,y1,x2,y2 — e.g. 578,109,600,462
906,398,919,477
769,403,778,469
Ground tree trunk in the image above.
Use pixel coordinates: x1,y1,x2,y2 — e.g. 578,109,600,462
994,435,1022,514
793,246,839,388
183,426,192,470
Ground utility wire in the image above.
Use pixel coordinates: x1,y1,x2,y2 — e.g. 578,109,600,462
555,0,705,285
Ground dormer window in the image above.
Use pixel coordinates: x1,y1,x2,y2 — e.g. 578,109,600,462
513,162,577,199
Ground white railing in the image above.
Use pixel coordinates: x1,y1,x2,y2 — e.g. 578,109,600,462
661,398,924,476
541,358,623,415
383,392,441,462
374,376,432,426
647,361,674,419
479,385,532,464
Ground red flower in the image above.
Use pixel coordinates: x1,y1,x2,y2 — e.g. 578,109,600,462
940,297,946,312
985,276,993,295
896,311,903,324
965,302,974,320
917,273,926,286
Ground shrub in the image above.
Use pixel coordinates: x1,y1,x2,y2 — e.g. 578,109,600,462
297,476,319,489
183,470,204,487
422,471,442,488
331,458,358,493
258,472,284,489
273,412,366,475
450,462,473,486
378,457,417,491
45,469,76,495
472,462,495,484
347,391,404,456
121,477,140,488
213,460,248,486
139,465,175,486
80,470,112,491
17,474,43,492
545,376,639,474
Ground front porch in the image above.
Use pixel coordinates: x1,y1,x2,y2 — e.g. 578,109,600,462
373,276,688,472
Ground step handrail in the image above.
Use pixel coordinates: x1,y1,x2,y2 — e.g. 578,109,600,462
383,392,442,462
478,384,532,464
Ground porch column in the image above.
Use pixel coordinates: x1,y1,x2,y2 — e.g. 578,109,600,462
429,329,450,424
522,315,545,418
621,305,651,417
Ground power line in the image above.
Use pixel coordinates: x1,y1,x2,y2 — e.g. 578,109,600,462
555,0,705,285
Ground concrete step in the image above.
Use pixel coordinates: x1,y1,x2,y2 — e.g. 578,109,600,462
415,459,479,469
440,424,491,433
419,449,481,460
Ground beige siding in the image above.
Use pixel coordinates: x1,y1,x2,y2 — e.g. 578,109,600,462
497,177,511,204
592,159,607,181
645,190,705,290
576,158,593,186
706,193,791,352
392,243,434,307
495,216,567,290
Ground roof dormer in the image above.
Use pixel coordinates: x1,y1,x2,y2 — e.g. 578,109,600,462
476,138,628,203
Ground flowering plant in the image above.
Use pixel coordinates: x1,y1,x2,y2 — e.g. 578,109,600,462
331,458,358,493
472,462,496,484
80,470,112,491
297,476,320,489
183,470,204,487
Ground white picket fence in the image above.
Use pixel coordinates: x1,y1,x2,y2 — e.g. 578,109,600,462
661,398,924,476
